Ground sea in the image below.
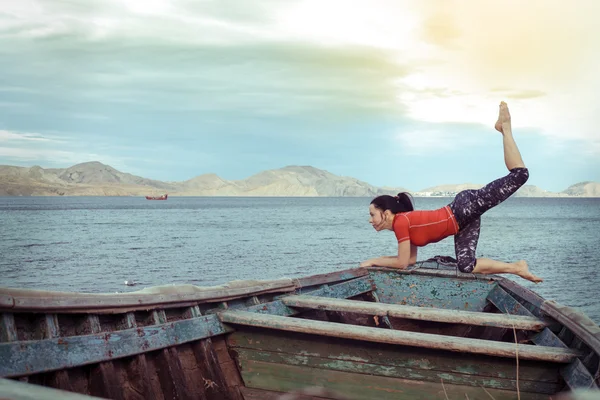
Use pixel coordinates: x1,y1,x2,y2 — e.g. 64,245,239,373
1,196,599,324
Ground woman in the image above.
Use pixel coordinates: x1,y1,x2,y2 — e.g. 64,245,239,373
360,102,543,283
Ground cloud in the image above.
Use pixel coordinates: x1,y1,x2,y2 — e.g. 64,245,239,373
70,113,109,121
395,129,454,155
397,0,600,142
0,0,599,175
0,145,139,173
0,130,61,143
394,121,488,156
491,88,547,100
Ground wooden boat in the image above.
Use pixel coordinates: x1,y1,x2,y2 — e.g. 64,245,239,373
1,263,599,399
145,194,168,200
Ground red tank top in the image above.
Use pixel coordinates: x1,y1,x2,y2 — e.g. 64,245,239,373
393,206,459,247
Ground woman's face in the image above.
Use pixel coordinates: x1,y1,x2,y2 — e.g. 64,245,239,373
369,204,385,231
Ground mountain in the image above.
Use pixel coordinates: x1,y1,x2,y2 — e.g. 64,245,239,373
236,166,408,197
53,161,175,189
0,163,408,197
562,182,600,197
514,185,567,198
0,162,597,197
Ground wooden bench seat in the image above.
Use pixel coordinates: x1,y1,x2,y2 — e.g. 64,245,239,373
218,310,581,363
282,295,548,330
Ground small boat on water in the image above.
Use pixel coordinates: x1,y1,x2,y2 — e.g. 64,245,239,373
145,193,168,200
1,262,599,399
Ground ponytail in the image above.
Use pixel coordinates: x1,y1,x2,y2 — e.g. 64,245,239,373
370,192,414,214
395,192,414,213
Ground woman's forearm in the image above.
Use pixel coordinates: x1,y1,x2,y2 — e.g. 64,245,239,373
363,256,408,269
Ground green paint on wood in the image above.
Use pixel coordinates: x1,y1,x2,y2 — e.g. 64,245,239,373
236,348,561,394
240,359,550,400
228,329,560,384
370,270,495,311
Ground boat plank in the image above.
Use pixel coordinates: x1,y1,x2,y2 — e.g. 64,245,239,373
228,329,560,383
369,271,494,311
42,315,73,392
151,310,195,400
561,359,599,390
295,268,369,289
188,306,233,400
122,312,157,400
236,348,561,394
0,280,296,312
240,360,550,400
219,311,581,363
487,286,536,317
0,313,18,342
0,313,230,378
541,301,600,356
498,278,546,311
532,328,569,349
282,295,547,330
244,277,373,317
86,315,124,400
0,313,30,384
152,347,195,400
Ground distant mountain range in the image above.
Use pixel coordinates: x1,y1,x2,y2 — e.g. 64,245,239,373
0,162,598,197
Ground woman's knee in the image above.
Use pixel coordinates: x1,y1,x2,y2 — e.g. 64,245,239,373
457,258,476,273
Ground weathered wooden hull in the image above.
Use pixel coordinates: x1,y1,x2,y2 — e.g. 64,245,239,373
1,265,599,399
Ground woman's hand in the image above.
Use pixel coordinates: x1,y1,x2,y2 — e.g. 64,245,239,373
359,260,374,268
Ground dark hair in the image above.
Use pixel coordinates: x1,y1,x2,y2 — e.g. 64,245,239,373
370,192,414,214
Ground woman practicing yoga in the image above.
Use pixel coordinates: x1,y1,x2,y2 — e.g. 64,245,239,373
361,102,543,283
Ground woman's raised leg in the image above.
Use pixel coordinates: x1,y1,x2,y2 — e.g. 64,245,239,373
454,102,543,283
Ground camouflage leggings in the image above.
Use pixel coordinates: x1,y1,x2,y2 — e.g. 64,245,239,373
448,167,529,273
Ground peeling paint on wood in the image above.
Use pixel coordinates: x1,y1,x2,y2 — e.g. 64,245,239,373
370,271,494,311
228,329,561,383
0,314,230,377
236,348,561,394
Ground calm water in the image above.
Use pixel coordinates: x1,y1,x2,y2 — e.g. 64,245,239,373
1,196,599,324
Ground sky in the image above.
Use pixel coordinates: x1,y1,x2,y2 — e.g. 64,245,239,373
1,0,599,192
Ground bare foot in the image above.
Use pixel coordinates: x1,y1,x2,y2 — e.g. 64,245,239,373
494,101,511,134
515,260,543,283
